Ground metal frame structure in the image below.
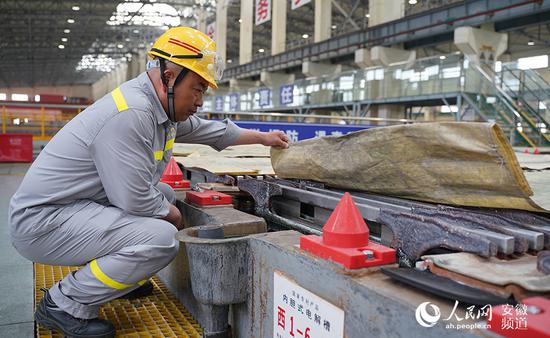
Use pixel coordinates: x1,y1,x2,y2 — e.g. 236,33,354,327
222,0,550,81
2,0,550,88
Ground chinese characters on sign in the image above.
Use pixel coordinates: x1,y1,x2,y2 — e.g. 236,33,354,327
268,129,299,142
215,96,224,111
279,84,294,105
315,130,327,137
273,271,344,338
229,93,240,111
258,87,272,107
255,0,271,26
291,0,311,10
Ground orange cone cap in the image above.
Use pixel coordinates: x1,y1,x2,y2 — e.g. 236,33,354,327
322,192,370,248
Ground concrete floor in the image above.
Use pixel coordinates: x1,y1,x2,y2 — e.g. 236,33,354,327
0,163,34,338
515,152,550,209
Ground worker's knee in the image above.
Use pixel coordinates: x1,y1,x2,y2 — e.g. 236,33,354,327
148,220,178,245
142,219,179,259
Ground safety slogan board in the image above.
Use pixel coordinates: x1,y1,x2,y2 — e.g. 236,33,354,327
273,271,344,338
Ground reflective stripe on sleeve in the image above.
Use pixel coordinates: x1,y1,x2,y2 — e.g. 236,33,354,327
111,87,129,112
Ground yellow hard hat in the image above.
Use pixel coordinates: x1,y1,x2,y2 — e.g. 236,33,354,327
148,27,223,89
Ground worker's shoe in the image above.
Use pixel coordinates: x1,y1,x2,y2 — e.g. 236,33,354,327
35,289,115,338
118,280,154,300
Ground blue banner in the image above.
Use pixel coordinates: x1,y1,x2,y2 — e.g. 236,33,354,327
257,87,272,107
279,84,294,105
233,121,374,141
229,93,239,111
215,96,224,111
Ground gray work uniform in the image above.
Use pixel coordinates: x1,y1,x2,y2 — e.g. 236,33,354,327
9,72,241,319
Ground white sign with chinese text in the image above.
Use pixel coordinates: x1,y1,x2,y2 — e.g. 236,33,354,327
291,0,311,10
273,271,344,338
255,0,271,25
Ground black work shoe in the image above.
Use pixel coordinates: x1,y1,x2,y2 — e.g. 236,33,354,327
119,280,154,300
35,289,115,338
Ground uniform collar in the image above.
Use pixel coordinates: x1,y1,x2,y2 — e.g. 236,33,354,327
138,72,170,125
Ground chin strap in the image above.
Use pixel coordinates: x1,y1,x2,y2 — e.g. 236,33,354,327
159,59,189,123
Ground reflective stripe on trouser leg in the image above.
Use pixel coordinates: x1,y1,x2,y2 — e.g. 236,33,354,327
49,240,178,319
35,202,181,320
90,259,147,290
14,198,180,319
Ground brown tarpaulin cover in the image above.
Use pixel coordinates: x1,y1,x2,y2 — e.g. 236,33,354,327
271,122,546,212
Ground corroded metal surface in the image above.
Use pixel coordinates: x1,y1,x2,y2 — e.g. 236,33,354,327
238,178,322,235
377,209,497,267
470,208,550,249
237,177,549,266
177,172,549,265
434,206,547,250
183,167,235,186
413,207,530,254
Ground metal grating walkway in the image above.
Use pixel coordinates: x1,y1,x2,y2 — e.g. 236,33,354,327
34,264,202,338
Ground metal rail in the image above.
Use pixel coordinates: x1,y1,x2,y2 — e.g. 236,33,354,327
236,177,550,267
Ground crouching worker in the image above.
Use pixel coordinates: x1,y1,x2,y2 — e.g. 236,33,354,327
9,27,288,338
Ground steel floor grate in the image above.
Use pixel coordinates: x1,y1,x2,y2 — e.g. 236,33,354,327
34,264,202,338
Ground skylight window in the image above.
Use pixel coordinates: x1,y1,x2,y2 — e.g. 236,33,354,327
107,2,180,27
517,55,548,70
76,54,119,72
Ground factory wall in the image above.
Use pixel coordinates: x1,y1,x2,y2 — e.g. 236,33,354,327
0,85,92,102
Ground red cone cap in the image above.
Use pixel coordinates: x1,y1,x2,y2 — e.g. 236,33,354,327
161,157,190,189
534,148,540,155
162,158,183,181
322,192,370,248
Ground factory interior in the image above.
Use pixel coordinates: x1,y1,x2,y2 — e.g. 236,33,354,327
0,0,550,337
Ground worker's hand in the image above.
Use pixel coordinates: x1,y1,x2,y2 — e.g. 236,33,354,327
164,204,184,230
262,131,290,149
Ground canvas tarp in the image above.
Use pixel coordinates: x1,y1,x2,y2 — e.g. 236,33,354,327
271,122,547,212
